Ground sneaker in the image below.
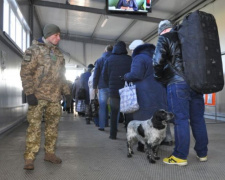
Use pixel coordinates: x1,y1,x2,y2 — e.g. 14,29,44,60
197,156,207,162
163,155,188,166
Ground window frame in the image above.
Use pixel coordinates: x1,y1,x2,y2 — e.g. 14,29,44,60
3,0,31,52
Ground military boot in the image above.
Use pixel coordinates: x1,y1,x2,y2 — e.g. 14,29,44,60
24,159,34,170
44,153,62,164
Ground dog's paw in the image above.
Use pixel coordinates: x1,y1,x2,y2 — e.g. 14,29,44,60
155,156,160,160
127,154,132,158
149,159,156,164
131,150,134,154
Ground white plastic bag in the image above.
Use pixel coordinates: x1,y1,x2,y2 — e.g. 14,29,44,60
119,81,139,113
76,100,85,112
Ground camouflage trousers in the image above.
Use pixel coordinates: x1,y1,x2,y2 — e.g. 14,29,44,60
24,100,62,160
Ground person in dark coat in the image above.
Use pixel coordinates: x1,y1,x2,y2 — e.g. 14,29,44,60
72,76,85,116
66,80,74,113
124,42,172,151
93,45,113,131
80,64,95,124
124,43,167,119
72,76,81,103
102,41,132,139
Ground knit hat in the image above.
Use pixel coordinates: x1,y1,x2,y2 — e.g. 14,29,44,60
43,24,60,38
129,40,144,50
158,20,173,35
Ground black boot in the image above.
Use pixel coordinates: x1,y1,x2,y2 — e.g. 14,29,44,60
86,117,91,124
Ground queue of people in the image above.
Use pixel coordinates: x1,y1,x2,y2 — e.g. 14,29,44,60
71,20,208,166
20,20,208,171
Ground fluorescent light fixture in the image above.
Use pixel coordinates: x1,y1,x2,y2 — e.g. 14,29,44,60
101,16,108,28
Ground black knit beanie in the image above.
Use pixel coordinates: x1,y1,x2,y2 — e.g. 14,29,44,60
43,24,61,38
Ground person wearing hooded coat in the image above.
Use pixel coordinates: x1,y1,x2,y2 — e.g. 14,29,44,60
80,64,95,124
102,41,132,139
124,43,173,150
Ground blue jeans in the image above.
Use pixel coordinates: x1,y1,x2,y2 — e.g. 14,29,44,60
98,88,109,129
93,117,99,126
167,81,208,159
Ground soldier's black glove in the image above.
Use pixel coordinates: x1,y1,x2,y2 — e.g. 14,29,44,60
27,94,38,106
65,95,72,109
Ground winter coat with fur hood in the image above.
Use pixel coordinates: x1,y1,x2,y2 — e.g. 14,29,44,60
124,44,167,120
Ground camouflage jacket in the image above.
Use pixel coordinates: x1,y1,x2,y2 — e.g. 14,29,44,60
20,38,70,102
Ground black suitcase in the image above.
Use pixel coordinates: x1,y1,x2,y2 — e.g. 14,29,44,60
178,10,224,94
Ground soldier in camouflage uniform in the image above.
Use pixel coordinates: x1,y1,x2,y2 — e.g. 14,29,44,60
20,24,71,170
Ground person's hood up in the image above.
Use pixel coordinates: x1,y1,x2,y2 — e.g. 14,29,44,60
112,41,128,55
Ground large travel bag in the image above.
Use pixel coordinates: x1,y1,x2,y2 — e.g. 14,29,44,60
178,10,224,94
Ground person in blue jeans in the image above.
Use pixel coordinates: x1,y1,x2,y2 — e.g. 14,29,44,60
153,20,208,166
93,45,113,131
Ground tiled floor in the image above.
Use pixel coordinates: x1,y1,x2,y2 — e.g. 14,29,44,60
0,112,225,180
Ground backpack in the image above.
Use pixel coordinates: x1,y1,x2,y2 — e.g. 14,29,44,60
177,10,224,94
77,88,86,100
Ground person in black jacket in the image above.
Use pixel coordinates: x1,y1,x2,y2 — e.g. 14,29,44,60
153,20,208,166
102,41,132,139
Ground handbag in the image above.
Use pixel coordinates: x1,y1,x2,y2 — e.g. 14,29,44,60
76,100,85,112
119,81,139,114
77,88,86,100
90,94,99,117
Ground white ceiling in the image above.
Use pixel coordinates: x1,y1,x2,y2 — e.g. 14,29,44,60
18,0,215,67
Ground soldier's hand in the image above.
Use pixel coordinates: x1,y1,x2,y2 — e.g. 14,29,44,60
27,94,38,106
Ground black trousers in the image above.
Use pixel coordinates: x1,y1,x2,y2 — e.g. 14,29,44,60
109,97,120,138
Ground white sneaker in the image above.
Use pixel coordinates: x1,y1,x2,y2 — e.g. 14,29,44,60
197,156,207,162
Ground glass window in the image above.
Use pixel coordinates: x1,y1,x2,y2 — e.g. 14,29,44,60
3,0,31,52
23,29,27,52
27,33,30,48
10,9,16,42
3,0,9,34
15,17,22,48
